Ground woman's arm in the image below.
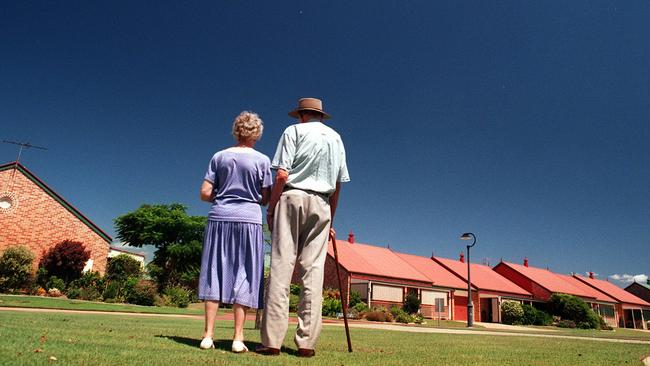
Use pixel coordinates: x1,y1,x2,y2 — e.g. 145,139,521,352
200,180,214,202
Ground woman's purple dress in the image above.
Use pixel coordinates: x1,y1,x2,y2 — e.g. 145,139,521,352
198,149,272,309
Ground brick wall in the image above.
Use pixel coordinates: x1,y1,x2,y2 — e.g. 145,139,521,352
0,167,110,274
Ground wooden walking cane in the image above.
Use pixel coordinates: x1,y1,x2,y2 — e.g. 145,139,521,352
330,229,353,352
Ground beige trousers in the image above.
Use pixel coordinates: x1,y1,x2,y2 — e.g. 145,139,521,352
261,189,331,350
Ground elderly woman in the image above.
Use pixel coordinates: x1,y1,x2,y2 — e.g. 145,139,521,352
198,111,272,353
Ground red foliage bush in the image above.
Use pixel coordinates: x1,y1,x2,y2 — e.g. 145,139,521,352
39,240,90,284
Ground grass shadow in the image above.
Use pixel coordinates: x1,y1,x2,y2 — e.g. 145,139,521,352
156,335,269,353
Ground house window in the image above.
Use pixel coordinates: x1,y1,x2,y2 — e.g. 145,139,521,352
421,290,447,306
599,305,615,317
0,192,17,213
372,284,403,302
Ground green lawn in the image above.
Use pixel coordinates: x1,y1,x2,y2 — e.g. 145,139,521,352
0,310,648,365
0,295,204,315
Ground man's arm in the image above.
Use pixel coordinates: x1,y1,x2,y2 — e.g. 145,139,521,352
329,182,341,224
266,169,289,231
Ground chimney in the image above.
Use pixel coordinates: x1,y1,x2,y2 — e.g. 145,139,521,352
431,251,435,260
523,258,529,267
589,271,594,279
348,231,355,244
459,252,465,263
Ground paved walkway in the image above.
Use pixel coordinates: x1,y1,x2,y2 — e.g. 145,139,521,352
2,306,649,345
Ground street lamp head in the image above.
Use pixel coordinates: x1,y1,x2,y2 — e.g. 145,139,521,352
460,232,476,248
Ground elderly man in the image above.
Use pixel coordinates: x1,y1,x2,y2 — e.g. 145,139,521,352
258,98,350,357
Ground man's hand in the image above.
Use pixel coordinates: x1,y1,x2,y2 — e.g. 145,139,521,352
266,212,274,233
329,227,336,243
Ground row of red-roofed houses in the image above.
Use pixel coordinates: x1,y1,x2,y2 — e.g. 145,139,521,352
315,232,650,329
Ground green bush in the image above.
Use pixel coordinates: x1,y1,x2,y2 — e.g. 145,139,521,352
66,271,105,301
106,254,142,282
289,294,300,312
353,301,369,313
162,286,190,308
403,292,421,314
413,313,426,324
549,293,599,329
78,286,102,301
46,276,66,292
102,281,121,301
290,284,301,296
0,245,34,293
322,297,342,317
390,305,407,318
349,290,363,307
126,280,157,306
521,304,552,326
39,240,90,284
66,287,81,299
501,301,524,325
395,312,414,324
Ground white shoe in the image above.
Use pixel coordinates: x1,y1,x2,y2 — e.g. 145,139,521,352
231,340,248,353
200,337,214,350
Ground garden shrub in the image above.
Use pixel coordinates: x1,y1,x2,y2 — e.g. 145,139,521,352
390,305,407,319
395,312,414,324
39,240,90,283
290,284,301,296
365,311,387,322
289,294,299,312
66,287,81,299
48,288,63,297
126,280,157,306
323,288,340,299
349,290,363,307
106,254,142,282
371,306,394,322
413,313,426,324
549,293,599,329
521,304,552,326
403,292,421,314
0,245,34,293
322,297,342,317
501,301,524,325
36,268,49,288
557,319,576,328
353,301,369,313
162,286,190,308
66,271,105,301
46,276,66,292
102,281,121,301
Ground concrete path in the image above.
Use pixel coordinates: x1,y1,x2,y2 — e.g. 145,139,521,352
2,307,649,345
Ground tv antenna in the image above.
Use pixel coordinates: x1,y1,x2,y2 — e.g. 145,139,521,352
1,139,48,193
3,140,48,164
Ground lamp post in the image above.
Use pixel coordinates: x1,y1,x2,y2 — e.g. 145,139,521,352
460,232,476,327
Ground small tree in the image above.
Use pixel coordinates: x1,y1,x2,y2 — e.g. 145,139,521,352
0,245,35,293
403,292,421,314
39,240,90,284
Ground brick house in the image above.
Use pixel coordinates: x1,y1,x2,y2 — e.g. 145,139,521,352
319,233,434,315
625,280,650,303
493,260,620,327
0,162,111,274
394,252,468,319
572,273,650,329
432,255,532,323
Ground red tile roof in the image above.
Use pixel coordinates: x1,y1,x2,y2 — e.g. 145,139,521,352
395,252,468,289
328,240,431,284
572,275,650,307
433,257,531,297
554,273,616,303
498,261,599,300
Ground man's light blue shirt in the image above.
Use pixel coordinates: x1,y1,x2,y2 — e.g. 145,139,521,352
271,120,350,195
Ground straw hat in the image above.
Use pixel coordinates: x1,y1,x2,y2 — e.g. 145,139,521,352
288,97,331,119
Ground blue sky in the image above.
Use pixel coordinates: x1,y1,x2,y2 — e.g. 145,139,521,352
2,1,648,286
